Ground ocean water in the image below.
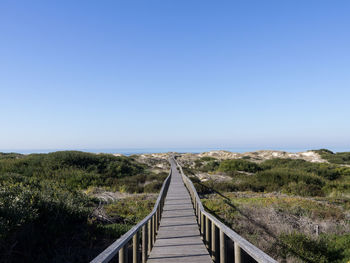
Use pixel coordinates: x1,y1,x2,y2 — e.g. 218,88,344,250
1,147,349,155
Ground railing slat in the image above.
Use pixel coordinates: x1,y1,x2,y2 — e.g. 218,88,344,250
141,225,147,263
212,221,218,262
148,218,152,254
119,246,127,263
133,232,139,263
220,230,226,263
235,243,242,263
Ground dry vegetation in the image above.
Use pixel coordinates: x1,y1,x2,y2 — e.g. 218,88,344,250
177,149,350,263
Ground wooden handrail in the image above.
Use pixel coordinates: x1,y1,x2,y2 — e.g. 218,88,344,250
90,168,172,263
175,158,278,263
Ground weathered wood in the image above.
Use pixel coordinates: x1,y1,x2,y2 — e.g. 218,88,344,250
149,217,153,249
119,246,127,263
234,243,241,263
205,216,210,250
133,233,139,263
152,214,155,244
211,221,217,262
201,212,205,238
148,216,152,254
142,225,147,263
220,230,226,263
147,159,212,263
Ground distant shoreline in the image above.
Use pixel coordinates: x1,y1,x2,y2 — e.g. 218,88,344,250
1,147,349,155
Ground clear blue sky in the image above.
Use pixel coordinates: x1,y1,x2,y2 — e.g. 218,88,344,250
1,0,349,151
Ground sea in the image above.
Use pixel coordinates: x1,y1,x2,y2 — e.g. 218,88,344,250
1,147,349,155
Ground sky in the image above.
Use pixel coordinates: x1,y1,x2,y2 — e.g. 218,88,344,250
1,0,350,152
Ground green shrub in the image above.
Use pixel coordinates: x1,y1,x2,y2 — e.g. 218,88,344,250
261,158,341,180
280,233,343,263
194,157,220,172
218,159,261,174
0,151,149,191
97,223,133,239
144,181,163,193
0,151,164,262
315,149,350,165
104,196,155,225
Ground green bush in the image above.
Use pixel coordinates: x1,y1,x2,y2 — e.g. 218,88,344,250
315,149,350,165
0,151,165,262
194,157,220,172
0,151,148,190
218,159,261,174
280,233,343,263
261,158,341,180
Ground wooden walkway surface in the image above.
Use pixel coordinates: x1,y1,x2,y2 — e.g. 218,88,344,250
147,159,212,263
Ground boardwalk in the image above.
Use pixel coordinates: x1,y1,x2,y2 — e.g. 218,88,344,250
147,159,212,263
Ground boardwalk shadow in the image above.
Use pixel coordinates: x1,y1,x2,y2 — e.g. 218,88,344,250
157,234,200,240
148,254,209,259
193,180,316,263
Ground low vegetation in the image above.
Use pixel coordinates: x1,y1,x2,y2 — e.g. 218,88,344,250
0,151,165,263
315,149,350,165
183,149,350,262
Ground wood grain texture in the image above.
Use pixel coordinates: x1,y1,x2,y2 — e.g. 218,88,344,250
147,160,212,263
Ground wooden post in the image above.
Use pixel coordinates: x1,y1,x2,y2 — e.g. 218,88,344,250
155,210,158,233
142,225,147,263
198,209,201,226
194,196,196,216
153,214,156,244
158,206,161,228
211,221,217,261
197,203,200,221
159,206,161,226
148,219,152,253
133,232,139,263
205,216,210,249
119,246,127,263
201,213,205,239
234,243,241,263
220,230,226,263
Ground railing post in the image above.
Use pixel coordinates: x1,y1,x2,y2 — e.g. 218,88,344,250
197,203,200,221
234,243,241,263
193,196,196,216
119,246,127,263
133,232,139,263
205,216,210,250
201,213,205,239
148,219,152,253
152,214,156,244
194,198,197,216
212,221,218,262
142,225,147,263
220,230,226,263
158,206,161,229
155,210,158,233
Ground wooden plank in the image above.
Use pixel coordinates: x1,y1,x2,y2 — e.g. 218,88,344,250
147,159,212,263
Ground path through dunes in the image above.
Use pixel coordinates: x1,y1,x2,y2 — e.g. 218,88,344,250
147,159,212,263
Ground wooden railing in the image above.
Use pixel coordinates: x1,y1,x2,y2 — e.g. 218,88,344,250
90,169,171,263
175,159,278,263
